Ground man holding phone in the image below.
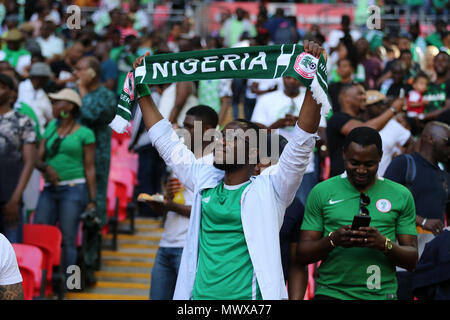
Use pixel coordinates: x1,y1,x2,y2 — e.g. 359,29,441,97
297,127,418,300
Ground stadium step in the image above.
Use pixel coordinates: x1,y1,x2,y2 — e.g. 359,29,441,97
64,217,163,300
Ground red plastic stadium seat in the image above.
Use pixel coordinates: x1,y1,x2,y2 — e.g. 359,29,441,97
12,243,44,300
23,224,62,297
108,168,136,222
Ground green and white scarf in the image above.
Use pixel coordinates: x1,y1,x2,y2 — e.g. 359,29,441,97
109,44,331,133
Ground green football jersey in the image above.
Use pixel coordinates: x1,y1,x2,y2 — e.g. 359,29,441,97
193,181,262,300
301,174,417,300
424,81,448,113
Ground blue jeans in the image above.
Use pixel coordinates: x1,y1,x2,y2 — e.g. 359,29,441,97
150,247,183,300
0,201,23,243
34,183,88,270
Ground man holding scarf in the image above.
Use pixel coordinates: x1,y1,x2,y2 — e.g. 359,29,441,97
127,40,326,299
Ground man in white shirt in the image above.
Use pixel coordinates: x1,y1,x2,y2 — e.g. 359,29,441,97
326,15,362,52
129,0,149,32
244,78,282,120
0,233,23,300
36,20,64,61
145,106,217,300
251,76,327,206
135,40,325,300
14,62,53,224
14,62,53,133
364,90,412,176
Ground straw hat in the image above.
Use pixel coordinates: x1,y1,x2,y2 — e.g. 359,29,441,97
48,89,82,108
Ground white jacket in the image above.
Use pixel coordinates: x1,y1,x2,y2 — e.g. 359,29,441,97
147,119,317,300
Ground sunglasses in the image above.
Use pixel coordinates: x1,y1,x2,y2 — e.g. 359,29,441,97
46,136,64,158
359,193,370,216
46,124,72,158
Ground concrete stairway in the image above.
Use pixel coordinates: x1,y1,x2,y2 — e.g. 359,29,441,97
65,218,164,300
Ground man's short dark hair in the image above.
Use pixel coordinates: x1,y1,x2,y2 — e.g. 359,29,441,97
343,127,383,156
124,34,137,44
413,71,429,83
265,133,288,159
234,118,261,134
0,73,15,90
186,105,218,128
83,56,101,77
337,57,354,69
234,118,262,163
341,15,350,27
171,21,182,29
338,82,364,101
436,50,449,61
400,49,412,58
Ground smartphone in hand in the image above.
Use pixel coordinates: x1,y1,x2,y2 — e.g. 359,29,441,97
351,215,371,231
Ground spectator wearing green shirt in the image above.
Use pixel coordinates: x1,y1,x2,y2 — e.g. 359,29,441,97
442,31,450,54
34,88,96,271
136,40,325,300
426,20,447,49
423,51,450,120
0,29,31,76
298,127,418,300
220,8,257,48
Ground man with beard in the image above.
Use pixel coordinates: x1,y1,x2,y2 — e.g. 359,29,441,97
384,121,450,299
423,51,450,121
297,127,418,300
135,41,323,299
327,82,406,177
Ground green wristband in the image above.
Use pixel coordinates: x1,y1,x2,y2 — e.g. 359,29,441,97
136,84,151,99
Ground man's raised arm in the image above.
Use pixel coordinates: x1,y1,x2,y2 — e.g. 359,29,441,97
296,40,323,134
269,41,324,207
132,53,199,191
133,53,164,130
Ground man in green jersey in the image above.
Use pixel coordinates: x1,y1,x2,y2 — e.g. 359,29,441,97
423,51,450,120
298,127,418,300
135,40,324,299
